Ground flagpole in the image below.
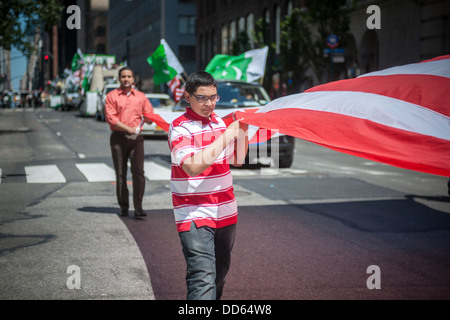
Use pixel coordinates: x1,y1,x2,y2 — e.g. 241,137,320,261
181,72,188,84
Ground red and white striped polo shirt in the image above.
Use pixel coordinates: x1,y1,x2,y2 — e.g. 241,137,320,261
169,107,237,232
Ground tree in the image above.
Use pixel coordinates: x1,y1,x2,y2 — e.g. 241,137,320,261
252,18,270,50
232,31,252,56
278,7,313,93
251,17,271,88
0,0,63,55
278,0,357,92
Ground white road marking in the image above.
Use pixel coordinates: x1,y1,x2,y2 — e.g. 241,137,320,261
3,161,302,184
25,165,66,183
144,161,171,181
311,162,399,176
76,163,116,182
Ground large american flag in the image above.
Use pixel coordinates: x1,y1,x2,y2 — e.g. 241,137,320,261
146,55,450,177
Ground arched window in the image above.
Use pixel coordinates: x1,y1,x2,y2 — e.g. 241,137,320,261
229,20,236,53
287,1,293,16
360,30,379,73
247,13,254,48
221,24,228,54
275,5,281,54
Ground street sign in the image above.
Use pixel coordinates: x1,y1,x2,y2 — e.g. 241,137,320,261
323,48,345,54
323,48,345,62
326,34,339,49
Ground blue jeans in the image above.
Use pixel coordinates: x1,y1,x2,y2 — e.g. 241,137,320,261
179,222,236,300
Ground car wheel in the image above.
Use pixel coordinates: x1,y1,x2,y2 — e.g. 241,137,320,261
279,153,294,168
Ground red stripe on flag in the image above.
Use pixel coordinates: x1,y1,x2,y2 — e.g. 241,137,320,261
419,55,450,63
143,112,171,132
237,108,450,177
306,74,450,116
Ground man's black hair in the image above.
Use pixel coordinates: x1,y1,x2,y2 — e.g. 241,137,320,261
119,66,134,77
185,71,217,94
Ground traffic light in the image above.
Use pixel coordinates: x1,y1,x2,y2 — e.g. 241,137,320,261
44,54,49,61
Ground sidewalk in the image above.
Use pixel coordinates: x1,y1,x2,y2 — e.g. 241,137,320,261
0,181,155,300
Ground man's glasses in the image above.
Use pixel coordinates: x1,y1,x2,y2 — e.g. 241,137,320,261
190,94,220,104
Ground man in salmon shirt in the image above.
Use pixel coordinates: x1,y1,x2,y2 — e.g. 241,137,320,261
105,67,154,218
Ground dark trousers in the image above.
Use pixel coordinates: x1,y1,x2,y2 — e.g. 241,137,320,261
110,131,145,211
179,222,237,300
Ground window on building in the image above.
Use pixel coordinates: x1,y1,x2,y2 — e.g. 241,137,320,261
96,44,106,54
287,1,293,16
238,17,245,33
179,16,196,34
221,24,229,54
96,26,106,37
247,13,254,48
179,45,195,63
229,20,236,53
275,5,281,54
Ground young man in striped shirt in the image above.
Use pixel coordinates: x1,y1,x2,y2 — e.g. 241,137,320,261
169,71,248,300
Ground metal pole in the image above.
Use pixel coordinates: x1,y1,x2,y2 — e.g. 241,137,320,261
161,0,165,39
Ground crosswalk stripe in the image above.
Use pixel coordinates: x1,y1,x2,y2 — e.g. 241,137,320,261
2,162,298,184
144,161,171,181
25,165,66,183
76,163,116,182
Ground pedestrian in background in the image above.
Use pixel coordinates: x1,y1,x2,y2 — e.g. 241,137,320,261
168,71,249,299
105,66,154,217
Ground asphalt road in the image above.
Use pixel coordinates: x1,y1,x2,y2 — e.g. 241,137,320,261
1,107,449,302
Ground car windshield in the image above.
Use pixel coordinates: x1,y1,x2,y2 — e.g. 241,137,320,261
148,97,172,108
216,82,269,109
105,87,117,95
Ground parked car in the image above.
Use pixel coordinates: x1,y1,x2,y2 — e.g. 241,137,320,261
214,80,295,168
140,93,175,137
61,84,82,111
95,83,120,121
174,80,295,168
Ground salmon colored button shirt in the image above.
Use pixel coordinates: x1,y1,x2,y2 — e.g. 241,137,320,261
105,88,153,132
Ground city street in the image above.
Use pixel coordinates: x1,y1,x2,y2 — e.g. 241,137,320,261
0,107,449,301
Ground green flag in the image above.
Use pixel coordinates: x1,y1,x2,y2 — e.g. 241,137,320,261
205,46,268,82
81,60,95,93
205,54,252,81
71,49,84,72
147,39,184,85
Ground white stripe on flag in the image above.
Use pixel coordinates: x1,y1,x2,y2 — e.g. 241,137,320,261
76,163,116,182
261,91,450,141
358,58,450,79
25,165,66,183
144,161,171,181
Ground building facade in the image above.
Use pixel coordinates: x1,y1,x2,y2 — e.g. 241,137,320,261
196,0,450,91
196,0,307,68
0,48,11,92
108,0,196,91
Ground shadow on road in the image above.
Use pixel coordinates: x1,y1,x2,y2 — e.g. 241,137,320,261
120,196,450,300
77,206,118,214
